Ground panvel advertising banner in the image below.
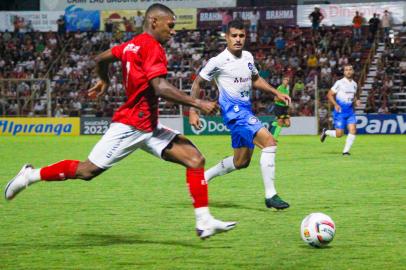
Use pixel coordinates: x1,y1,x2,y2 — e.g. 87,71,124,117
0,118,80,136
40,0,236,11
297,2,405,27
356,114,406,134
0,11,63,32
198,6,296,29
100,8,196,31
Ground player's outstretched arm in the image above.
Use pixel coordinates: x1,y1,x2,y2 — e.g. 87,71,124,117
88,49,117,98
150,76,218,115
327,89,341,112
252,75,291,106
189,75,210,129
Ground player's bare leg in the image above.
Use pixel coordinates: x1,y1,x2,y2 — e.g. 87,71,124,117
204,147,253,182
5,159,104,200
321,128,344,142
162,135,236,239
254,127,289,210
343,124,356,155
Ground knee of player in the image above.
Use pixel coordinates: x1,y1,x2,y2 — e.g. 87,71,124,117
77,166,103,181
235,159,251,169
187,154,206,168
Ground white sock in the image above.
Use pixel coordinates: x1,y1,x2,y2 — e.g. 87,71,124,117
27,168,41,184
195,207,212,226
326,130,337,137
204,156,236,182
343,134,356,153
260,146,277,199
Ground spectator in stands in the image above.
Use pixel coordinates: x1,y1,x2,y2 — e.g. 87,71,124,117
57,15,66,38
318,104,329,130
122,17,133,40
308,6,324,33
54,103,64,117
134,11,144,34
400,21,406,35
299,104,313,116
378,104,389,114
390,103,399,114
104,19,114,39
381,10,392,40
352,11,363,40
368,13,380,41
307,54,318,69
274,34,285,52
250,9,260,33
221,10,233,33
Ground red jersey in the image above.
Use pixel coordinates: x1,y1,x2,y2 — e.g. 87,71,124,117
111,32,167,132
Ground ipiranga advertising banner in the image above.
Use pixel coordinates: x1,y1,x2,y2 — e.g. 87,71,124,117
40,0,236,11
297,2,405,26
0,118,80,136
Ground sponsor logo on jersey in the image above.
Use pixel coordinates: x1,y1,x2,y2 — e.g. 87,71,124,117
123,44,140,54
233,77,250,83
248,116,259,124
248,62,254,70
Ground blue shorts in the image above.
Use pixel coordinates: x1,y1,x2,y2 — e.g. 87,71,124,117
333,111,356,129
226,112,263,149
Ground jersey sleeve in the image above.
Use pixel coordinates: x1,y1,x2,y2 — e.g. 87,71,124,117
111,41,129,60
250,54,259,76
199,57,219,81
331,80,340,93
141,41,167,80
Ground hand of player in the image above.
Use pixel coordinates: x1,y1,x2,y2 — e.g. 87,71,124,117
88,80,109,99
334,104,341,112
197,100,219,115
355,99,362,107
189,110,203,129
277,93,291,106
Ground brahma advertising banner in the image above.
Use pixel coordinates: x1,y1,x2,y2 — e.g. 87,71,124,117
40,0,236,11
0,118,80,136
356,114,406,134
297,2,405,27
198,6,296,29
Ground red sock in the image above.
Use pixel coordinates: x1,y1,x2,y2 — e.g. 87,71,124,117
186,168,208,208
40,160,79,181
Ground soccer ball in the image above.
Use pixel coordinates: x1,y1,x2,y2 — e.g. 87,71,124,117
300,213,335,247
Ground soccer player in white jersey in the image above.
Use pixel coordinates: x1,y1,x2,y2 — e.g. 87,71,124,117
189,20,291,209
320,64,361,155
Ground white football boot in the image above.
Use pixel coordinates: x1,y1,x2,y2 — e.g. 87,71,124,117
4,164,34,200
196,217,237,239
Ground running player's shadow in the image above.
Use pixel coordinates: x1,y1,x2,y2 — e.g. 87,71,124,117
210,201,269,212
76,233,231,249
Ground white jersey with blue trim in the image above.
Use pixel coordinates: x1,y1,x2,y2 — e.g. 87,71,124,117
331,77,357,114
199,48,258,123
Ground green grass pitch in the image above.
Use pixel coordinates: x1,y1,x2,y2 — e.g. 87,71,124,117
0,135,405,269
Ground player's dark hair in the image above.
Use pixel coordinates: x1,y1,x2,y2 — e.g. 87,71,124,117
226,19,245,33
145,3,175,17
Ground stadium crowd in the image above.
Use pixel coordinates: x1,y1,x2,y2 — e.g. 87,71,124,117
0,13,405,121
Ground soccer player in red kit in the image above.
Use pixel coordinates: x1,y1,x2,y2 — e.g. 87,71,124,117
4,4,236,239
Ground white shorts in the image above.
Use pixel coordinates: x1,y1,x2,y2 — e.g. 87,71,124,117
88,122,180,169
